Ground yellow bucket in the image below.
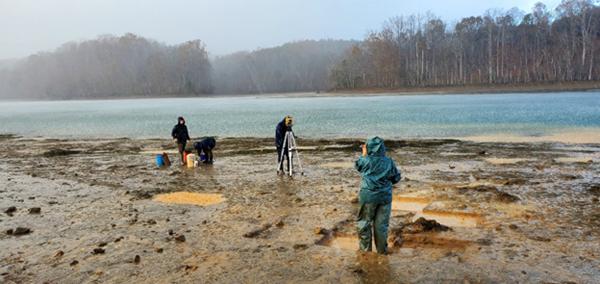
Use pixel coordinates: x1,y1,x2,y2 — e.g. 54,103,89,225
186,153,196,168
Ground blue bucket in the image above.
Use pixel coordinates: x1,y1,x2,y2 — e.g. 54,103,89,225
200,154,207,161
155,154,165,167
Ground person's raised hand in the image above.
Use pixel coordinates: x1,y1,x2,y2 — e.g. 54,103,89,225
361,144,367,157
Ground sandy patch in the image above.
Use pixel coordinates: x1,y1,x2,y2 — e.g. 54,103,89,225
153,192,225,206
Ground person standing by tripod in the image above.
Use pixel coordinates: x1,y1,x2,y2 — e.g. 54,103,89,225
275,115,294,174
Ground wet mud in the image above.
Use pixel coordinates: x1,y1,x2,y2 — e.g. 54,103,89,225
0,136,599,283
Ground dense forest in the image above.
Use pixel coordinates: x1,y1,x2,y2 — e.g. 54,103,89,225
0,0,598,99
331,1,600,89
212,40,355,94
0,34,213,99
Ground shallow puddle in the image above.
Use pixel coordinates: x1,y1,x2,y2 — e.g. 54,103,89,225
415,210,479,228
391,196,430,211
392,196,480,228
327,234,470,251
329,235,360,250
327,235,394,251
153,192,225,206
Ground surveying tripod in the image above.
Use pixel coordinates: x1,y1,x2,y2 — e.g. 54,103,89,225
277,131,304,176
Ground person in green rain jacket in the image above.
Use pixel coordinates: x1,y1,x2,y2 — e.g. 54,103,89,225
355,136,401,254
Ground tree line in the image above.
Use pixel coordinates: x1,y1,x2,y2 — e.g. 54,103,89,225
0,34,212,99
331,0,600,89
212,40,355,94
0,1,598,99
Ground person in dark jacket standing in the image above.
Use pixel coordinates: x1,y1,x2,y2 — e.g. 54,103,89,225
171,116,190,166
355,136,401,254
275,115,293,173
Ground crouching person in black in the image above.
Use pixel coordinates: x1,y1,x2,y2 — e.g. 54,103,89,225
275,115,293,174
194,137,216,164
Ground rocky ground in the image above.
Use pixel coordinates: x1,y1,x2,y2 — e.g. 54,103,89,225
0,134,599,283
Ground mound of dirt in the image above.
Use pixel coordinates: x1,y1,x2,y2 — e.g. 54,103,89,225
389,218,452,248
402,217,452,234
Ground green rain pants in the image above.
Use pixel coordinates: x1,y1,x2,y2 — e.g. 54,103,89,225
357,202,391,254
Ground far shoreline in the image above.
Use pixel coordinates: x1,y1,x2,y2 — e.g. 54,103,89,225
324,81,600,97
0,81,599,102
3,128,600,145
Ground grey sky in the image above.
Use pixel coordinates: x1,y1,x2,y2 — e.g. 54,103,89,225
0,0,561,60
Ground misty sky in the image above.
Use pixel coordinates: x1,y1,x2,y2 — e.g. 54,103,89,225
0,0,561,60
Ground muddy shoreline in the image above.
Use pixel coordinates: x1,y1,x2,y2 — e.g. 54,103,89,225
1,136,599,283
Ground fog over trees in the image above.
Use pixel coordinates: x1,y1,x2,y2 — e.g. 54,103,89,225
212,40,355,94
0,34,212,99
0,0,598,99
331,0,600,89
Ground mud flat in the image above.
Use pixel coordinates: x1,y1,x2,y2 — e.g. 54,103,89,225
1,135,599,283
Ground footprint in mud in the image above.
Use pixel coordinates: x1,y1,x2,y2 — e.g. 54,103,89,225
153,192,225,206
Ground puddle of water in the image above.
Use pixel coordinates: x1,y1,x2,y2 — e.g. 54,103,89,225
328,235,395,252
416,211,479,228
392,196,480,228
328,234,470,251
391,196,430,211
485,158,535,165
329,235,359,251
154,192,225,206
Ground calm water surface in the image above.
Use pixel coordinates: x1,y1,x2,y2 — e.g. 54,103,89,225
0,92,599,139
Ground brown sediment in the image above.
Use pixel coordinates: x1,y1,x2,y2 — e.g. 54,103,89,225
320,162,353,169
400,235,472,250
0,136,598,283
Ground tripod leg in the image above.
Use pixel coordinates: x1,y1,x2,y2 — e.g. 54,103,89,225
278,133,289,174
288,133,293,176
290,134,304,175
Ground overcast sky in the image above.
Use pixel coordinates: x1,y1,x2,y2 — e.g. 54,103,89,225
0,0,561,60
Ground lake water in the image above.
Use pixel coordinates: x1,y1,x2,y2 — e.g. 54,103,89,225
0,92,599,139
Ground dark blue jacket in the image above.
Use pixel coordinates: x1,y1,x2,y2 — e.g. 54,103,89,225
171,124,190,144
194,137,216,150
275,119,292,148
